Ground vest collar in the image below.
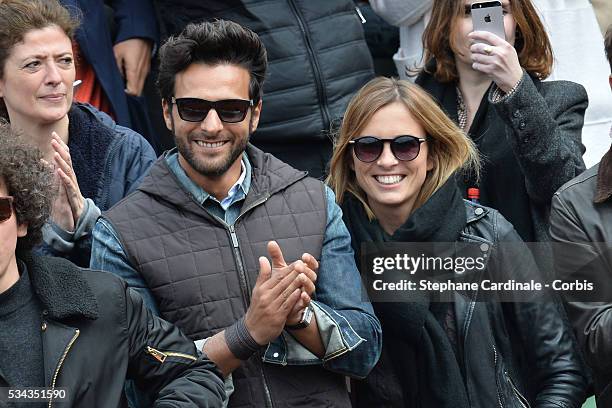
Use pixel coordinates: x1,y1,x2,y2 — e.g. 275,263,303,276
138,144,308,212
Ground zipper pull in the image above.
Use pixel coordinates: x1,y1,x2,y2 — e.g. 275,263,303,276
229,225,239,248
146,346,167,363
355,6,366,24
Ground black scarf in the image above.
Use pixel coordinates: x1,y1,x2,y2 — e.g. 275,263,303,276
67,104,115,204
342,176,467,254
343,178,470,408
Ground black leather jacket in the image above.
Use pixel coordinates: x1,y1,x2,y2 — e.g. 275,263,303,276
550,151,612,407
460,201,587,408
0,254,226,407
349,197,587,408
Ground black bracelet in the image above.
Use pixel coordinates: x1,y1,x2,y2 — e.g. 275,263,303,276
225,317,262,360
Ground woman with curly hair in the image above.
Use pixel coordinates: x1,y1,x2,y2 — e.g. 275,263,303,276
415,0,587,259
0,124,226,408
0,0,156,266
328,77,588,407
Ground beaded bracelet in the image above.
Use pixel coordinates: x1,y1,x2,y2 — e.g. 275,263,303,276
491,75,524,103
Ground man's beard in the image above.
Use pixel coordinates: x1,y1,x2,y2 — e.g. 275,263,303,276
175,132,248,177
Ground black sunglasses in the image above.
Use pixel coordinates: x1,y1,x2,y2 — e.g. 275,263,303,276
0,196,14,223
349,135,427,163
171,97,254,123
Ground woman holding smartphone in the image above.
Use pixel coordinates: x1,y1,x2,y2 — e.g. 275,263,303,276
328,77,587,407
416,0,587,256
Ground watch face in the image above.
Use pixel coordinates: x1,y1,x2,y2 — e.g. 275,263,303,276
302,305,314,324
286,305,314,330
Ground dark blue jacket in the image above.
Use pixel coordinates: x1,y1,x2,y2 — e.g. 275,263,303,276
74,103,157,210
61,0,158,129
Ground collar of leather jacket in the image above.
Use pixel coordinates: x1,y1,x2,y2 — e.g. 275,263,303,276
594,144,612,203
17,252,99,321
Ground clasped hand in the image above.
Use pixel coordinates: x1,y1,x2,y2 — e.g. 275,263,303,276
244,241,319,345
46,132,85,232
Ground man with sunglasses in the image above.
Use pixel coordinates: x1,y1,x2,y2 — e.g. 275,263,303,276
0,128,225,407
90,20,381,407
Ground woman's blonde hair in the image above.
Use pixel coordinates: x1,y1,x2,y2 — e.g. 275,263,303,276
327,77,479,219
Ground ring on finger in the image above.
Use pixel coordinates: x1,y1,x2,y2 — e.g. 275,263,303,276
484,45,493,55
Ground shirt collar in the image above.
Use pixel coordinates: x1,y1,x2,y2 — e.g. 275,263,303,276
164,148,251,207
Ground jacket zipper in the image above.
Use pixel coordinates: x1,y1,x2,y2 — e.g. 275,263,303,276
227,195,271,306
492,344,503,408
505,369,530,408
146,345,198,363
228,195,274,408
229,224,251,306
99,137,122,209
260,364,274,408
355,6,366,23
48,329,80,408
287,0,331,130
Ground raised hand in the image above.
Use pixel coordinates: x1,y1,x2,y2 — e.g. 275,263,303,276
468,30,523,93
243,253,307,345
50,172,75,232
50,132,85,228
267,241,317,295
265,240,321,326
113,38,152,96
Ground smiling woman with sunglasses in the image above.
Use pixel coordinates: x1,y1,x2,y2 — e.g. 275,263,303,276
327,77,587,407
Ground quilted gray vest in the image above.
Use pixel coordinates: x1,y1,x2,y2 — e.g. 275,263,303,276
103,145,351,407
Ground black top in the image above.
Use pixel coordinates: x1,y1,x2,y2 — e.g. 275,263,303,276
416,75,535,241
0,261,45,394
342,179,470,408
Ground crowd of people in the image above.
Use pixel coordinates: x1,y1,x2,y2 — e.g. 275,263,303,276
1,0,612,407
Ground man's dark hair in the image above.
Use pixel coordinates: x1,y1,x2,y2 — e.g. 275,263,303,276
606,25,612,72
0,123,53,251
157,19,267,104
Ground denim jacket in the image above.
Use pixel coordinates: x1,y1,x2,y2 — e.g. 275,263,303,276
91,149,381,379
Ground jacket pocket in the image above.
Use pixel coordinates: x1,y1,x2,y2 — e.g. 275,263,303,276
504,370,531,408
493,343,531,408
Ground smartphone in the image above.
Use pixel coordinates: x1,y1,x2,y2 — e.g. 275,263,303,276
471,1,505,41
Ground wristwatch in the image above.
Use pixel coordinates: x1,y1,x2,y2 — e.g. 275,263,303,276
285,305,314,330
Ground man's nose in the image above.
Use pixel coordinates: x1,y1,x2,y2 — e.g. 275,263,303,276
200,108,224,134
